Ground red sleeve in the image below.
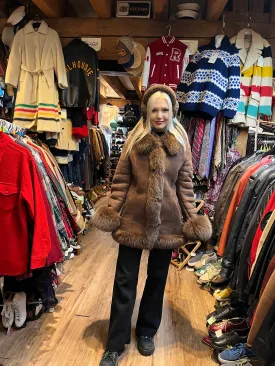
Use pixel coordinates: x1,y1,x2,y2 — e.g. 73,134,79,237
21,157,52,270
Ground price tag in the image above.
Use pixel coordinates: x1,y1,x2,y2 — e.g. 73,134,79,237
208,52,218,64
215,329,223,338
207,316,216,325
61,109,67,120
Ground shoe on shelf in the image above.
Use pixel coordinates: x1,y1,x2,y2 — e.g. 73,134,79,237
1,294,14,330
222,359,253,365
206,304,246,324
218,344,256,364
194,252,218,270
13,292,27,328
137,336,155,356
208,317,248,334
211,329,249,352
185,265,194,272
214,287,233,301
188,249,214,266
195,263,211,277
199,264,221,283
99,351,122,366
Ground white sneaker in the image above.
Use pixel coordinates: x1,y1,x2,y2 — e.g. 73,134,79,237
13,292,27,328
1,297,14,329
194,252,218,270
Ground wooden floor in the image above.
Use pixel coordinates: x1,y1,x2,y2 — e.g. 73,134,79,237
0,216,217,365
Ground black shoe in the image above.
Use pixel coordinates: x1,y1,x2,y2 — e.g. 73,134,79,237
99,351,121,366
210,329,249,352
137,336,155,356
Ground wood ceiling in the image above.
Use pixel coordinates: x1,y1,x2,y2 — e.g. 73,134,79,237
1,0,275,100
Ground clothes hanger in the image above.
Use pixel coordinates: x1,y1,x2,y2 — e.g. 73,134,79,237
165,25,173,40
244,13,252,35
32,14,41,30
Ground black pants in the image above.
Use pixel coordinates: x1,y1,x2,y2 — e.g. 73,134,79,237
106,245,172,352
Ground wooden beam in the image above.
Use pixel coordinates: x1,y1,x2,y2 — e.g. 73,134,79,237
153,0,168,20
100,82,107,98
31,0,65,17
101,75,127,99
206,0,228,21
129,77,143,100
89,0,112,18
232,0,248,12
270,0,275,23
250,0,264,13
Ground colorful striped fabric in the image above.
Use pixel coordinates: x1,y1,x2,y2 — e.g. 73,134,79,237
231,30,273,127
13,103,61,124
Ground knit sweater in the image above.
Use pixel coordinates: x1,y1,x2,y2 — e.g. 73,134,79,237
176,35,240,119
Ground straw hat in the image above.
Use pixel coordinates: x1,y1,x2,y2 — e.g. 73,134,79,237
2,26,14,48
125,42,146,76
7,6,26,26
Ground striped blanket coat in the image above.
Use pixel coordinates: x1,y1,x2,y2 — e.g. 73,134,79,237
5,21,68,132
230,29,273,127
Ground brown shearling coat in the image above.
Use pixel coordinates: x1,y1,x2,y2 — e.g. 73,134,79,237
93,131,212,250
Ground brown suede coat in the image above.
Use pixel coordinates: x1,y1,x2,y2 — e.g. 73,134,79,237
93,131,212,250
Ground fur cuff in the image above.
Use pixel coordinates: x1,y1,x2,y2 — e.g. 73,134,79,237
182,215,212,242
92,206,120,232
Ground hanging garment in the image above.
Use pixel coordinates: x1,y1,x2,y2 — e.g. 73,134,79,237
205,147,242,217
0,132,52,275
55,118,79,151
141,37,189,91
59,39,99,109
5,21,68,132
198,120,211,178
206,117,217,179
192,119,205,170
177,35,240,119
230,29,273,127
218,155,273,256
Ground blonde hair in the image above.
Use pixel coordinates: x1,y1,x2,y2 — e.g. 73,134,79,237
125,91,187,156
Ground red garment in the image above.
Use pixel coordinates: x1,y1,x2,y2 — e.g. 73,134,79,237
141,37,188,91
0,132,51,275
87,107,99,126
218,156,272,256
249,191,275,274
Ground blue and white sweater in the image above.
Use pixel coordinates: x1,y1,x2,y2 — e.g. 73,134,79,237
176,36,240,119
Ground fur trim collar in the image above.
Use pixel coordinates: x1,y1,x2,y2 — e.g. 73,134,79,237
134,132,182,156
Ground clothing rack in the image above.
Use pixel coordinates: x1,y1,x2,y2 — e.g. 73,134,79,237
0,119,26,136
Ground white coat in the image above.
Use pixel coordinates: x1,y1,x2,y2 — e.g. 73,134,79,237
5,20,68,132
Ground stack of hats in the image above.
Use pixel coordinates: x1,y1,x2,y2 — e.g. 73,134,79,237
2,6,27,48
116,37,146,76
175,2,200,19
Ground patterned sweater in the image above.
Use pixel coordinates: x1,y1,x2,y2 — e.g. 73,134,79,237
177,35,240,119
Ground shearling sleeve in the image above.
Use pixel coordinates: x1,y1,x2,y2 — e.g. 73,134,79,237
176,133,212,242
92,145,132,232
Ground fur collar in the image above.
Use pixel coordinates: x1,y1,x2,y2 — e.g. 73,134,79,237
135,131,182,156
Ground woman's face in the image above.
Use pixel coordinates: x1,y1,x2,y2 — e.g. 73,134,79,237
150,97,170,132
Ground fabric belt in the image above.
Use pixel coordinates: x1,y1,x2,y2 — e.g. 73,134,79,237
21,65,53,104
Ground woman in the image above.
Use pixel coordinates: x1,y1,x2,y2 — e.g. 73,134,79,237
93,84,212,366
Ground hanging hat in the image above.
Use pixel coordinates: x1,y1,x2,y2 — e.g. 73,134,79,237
2,26,14,48
116,36,135,64
7,6,26,26
177,3,200,11
176,9,199,19
141,85,179,120
125,43,146,76
121,54,135,69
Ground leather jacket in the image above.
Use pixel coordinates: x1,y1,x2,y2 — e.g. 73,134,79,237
59,39,99,109
221,164,275,278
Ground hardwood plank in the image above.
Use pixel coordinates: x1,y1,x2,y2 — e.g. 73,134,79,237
270,0,275,23
250,0,265,13
223,11,269,23
206,0,228,21
31,0,65,18
153,0,169,20
0,199,216,365
232,0,248,12
89,0,113,18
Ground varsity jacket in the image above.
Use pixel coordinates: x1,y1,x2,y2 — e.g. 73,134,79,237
176,35,240,119
59,39,99,109
230,29,273,127
141,36,189,91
